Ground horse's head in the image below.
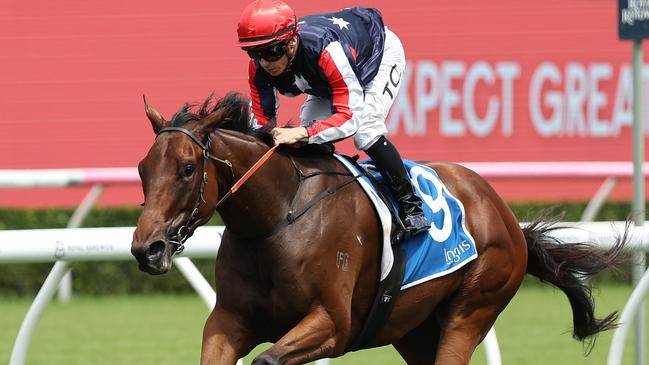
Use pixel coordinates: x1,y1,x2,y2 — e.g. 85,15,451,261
131,93,248,275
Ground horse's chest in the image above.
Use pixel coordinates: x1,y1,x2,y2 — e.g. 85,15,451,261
237,269,310,339
220,253,309,314
258,268,310,311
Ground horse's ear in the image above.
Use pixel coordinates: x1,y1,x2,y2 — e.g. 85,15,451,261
143,95,168,134
202,108,227,134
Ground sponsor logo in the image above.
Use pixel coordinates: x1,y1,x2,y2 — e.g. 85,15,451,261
444,240,473,265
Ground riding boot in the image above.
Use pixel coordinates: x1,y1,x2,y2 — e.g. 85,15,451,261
365,136,430,239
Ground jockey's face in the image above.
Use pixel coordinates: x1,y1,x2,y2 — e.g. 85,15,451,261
247,36,298,77
259,54,290,76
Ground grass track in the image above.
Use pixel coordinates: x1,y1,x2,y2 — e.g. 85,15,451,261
1,283,647,364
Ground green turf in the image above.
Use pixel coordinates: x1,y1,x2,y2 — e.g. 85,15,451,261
1,284,647,364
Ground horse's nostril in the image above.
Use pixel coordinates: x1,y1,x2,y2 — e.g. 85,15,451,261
146,240,166,261
131,245,143,259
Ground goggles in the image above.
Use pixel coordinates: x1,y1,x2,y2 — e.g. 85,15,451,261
245,41,287,62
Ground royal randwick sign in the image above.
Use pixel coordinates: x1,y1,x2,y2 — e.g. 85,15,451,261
620,0,649,39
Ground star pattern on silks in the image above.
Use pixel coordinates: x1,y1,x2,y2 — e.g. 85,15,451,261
293,74,312,92
328,16,350,30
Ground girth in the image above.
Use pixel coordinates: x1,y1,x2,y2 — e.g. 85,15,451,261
338,155,407,352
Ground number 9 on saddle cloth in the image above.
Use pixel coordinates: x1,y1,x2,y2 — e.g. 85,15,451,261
339,156,478,289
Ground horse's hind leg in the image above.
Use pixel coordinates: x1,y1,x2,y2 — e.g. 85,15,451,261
433,300,503,364
391,293,500,365
433,244,526,363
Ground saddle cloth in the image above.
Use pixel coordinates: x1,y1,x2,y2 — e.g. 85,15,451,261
333,154,478,289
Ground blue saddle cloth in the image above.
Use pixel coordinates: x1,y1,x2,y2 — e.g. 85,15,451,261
360,160,478,289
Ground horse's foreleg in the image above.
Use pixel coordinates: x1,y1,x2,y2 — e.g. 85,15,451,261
201,306,256,365
252,306,340,365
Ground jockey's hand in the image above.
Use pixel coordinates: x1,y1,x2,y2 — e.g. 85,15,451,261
271,127,309,145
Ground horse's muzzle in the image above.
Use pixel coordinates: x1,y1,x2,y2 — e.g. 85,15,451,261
131,239,173,275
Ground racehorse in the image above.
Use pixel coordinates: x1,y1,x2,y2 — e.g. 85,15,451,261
131,92,627,365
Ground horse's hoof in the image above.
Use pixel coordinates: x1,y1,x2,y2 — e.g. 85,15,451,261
251,353,279,365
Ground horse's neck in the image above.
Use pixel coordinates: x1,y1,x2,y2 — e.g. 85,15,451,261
214,131,298,237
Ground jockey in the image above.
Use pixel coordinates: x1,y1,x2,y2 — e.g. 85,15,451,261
237,0,430,238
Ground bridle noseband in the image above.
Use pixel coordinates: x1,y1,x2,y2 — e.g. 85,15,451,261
156,126,234,254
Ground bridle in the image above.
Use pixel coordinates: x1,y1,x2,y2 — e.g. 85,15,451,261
156,126,234,254
154,125,359,252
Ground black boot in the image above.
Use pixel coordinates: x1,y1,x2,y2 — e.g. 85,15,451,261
365,136,430,239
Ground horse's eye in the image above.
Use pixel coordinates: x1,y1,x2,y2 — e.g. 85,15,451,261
183,164,196,177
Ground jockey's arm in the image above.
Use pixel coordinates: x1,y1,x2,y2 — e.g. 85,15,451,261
248,60,278,128
284,42,364,146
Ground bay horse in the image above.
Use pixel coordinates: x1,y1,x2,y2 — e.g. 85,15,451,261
131,92,627,365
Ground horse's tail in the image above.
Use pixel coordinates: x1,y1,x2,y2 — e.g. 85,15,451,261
522,210,629,348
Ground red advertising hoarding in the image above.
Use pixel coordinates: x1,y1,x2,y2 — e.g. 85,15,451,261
0,0,646,207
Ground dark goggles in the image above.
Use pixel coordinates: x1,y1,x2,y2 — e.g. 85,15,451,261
245,41,287,62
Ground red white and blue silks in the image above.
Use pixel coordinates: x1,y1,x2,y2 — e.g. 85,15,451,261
333,155,478,289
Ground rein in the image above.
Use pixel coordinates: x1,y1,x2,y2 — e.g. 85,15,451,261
213,143,280,210
156,126,361,250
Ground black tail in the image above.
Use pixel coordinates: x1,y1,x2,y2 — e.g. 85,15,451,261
523,211,630,351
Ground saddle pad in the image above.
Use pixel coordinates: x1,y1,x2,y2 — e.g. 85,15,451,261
333,155,478,289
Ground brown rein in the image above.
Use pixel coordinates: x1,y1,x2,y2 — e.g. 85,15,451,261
213,143,280,209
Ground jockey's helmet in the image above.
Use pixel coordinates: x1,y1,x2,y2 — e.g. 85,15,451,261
237,0,297,49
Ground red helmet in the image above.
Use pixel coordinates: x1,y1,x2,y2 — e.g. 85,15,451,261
237,0,297,48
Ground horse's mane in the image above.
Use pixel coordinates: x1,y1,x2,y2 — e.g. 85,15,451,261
170,92,274,146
